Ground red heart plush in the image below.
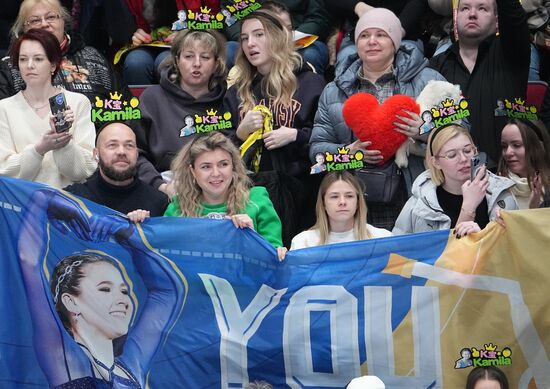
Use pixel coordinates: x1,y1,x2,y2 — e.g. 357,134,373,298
342,93,420,165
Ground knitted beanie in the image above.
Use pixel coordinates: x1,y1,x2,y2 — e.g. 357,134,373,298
354,8,404,51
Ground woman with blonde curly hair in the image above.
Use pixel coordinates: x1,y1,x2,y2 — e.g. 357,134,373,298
164,132,285,256
223,10,326,237
130,29,228,198
291,171,392,249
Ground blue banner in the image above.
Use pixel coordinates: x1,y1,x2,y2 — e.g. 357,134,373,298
1,177,549,389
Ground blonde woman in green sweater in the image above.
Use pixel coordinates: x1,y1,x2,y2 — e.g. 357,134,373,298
164,132,287,259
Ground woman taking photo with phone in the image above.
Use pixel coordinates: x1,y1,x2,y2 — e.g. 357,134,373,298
0,29,96,188
393,125,518,237
498,119,550,209
290,171,392,250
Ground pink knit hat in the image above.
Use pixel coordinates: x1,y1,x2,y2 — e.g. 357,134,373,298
354,8,404,51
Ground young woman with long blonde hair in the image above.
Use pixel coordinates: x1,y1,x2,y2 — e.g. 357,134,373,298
290,171,392,249
223,10,326,237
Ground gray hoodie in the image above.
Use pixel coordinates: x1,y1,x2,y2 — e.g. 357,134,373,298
130,66,227,189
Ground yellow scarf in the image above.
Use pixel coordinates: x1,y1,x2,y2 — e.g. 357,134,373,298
239,105,273,173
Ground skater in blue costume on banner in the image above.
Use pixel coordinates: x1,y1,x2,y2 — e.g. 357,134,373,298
18,189,187,388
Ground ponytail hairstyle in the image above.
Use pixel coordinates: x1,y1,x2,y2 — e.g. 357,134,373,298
51,253,116,336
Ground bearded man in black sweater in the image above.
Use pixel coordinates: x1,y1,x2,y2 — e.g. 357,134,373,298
65,122,168,218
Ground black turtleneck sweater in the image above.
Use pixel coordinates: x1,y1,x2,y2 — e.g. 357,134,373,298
64,171,168,216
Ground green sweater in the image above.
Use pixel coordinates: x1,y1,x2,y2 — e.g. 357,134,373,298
164,186,283,247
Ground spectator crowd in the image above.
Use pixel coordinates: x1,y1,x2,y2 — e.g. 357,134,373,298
1,0,549,387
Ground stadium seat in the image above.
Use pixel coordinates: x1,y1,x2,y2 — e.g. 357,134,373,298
526,80,548,110
129,85,152,97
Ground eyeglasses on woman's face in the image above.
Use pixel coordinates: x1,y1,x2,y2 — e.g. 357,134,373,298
25,13,61,28
436,144,477,162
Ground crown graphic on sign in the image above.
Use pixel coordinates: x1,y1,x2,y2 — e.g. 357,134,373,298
441,98,455,108
484,343,498,352
206,108,217,116
200,6,211,13
337,147,350,154
109,91,122,100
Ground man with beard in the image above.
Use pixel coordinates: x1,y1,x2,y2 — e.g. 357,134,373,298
65,122,168,218
429,0,530,167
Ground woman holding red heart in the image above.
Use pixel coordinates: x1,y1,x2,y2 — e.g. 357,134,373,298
309,8,446,230
392,124,518,236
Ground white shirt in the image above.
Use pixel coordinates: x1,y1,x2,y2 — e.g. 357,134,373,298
0,90,96,188
290,224,392,250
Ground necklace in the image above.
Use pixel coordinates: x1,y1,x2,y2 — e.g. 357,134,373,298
22,87,58,112
22,91,49,112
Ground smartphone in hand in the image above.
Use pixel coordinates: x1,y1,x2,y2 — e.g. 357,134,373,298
471,152,487,181
49,93,71,133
